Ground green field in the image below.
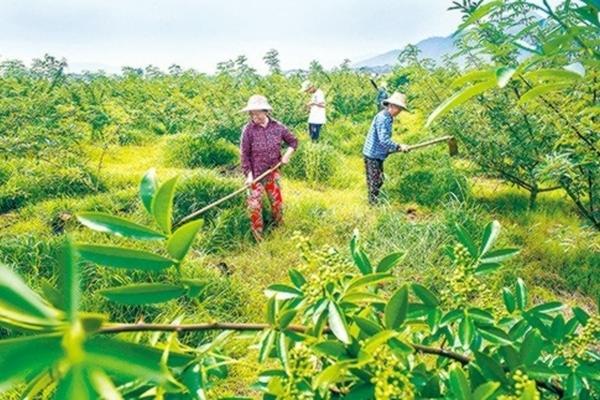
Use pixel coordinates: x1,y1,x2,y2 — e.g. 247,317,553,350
0,0,599,398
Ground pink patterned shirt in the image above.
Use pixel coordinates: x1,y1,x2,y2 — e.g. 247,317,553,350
240,118,298,177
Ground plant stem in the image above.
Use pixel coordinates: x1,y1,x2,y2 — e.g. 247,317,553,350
98,321,564,396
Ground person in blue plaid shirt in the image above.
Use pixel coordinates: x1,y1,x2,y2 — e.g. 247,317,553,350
362,92,409,204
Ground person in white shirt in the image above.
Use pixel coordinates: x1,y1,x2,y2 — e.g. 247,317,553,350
301,80,326,142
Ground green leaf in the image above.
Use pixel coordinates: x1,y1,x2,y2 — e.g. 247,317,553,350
526,364,559,380
427,79,497,127
376,252,405,273
451,69,495,88
472,382,500,400
478,326,512,346
524,68,584,82
518,82,573,105
264,284,303,301
182,279,206,298
352,248,372,275
140,168,157,215
313,362,348,389
278,309,297,330
61,238,79,322
502,288,516,313
528,302,564,315
167,219,203,260
87,369,123,400
468,308,495,325
99,284,186,305
152,176,178,234
0,264,60,327
346,272,393,292
384,285,409,330
76,244,176,271
54,365,96,400
480,248,520,264
520,331,545,366
343,383,375,400
455,0,503,33
349,229,359,255
354,317,383,337
313,341,347,359
455,224,478,257
0,335,63,390
258,330,276,363
411,283,439,307
496,67,516,88
479,220,501,256
328,301,351,344
361,330,399,354
449,364,472,400
85,337,188,382
516,278,528,310
341,292,385,305
288,269,306,288
474,352,508,384
76,212,165,241
265,297,276,325
459,316,475,348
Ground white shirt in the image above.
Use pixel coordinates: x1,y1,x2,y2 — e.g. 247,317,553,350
308,89,326,124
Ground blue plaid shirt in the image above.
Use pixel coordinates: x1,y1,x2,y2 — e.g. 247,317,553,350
363,109,398,160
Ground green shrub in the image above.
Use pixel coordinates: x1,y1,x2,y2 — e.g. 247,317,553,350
387,150,469,207
321,118,370,155
117,129,148,145
166,133,239,169
286,142,338,184
173,171,242,222
0,162,103,213
200,206,252,253
0,162,12,185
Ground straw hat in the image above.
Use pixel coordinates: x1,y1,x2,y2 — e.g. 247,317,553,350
240,94,273,112
300,80,313,92
382,92,408,111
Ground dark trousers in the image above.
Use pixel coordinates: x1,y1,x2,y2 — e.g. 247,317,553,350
309,123,323,142
364,156,385,204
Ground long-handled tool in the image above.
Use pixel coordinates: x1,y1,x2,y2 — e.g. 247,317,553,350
176,162,283,227
397,135,458,156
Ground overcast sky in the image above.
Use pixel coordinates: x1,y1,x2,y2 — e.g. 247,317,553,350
0,0,545,73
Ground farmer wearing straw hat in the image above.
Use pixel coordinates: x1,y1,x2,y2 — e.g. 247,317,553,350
240,94,298,241
301,80,326,142
362,92,409,205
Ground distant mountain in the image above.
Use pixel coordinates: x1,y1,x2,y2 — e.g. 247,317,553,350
352,35,457,72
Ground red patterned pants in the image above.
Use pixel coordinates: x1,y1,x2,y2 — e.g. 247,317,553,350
247,171,283,239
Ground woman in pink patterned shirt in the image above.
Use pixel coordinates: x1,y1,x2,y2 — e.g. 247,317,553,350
240,95,298,241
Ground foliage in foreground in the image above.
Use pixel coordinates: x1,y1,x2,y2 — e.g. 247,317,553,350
0,170,598,399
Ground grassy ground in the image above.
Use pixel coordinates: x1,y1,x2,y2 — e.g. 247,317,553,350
0,133,598,398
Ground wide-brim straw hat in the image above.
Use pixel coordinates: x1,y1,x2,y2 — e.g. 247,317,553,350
300,80,312,92
382,92,409,111
240,94,273,112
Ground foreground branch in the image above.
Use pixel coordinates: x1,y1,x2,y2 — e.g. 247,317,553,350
99,321,563,396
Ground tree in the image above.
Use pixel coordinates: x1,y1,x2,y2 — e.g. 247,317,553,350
263,48,282,74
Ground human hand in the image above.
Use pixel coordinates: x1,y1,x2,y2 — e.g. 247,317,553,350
397,144,409,153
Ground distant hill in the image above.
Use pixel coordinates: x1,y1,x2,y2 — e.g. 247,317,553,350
352,35,457,72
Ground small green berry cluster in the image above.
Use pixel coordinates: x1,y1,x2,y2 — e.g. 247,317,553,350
300,247,350,304
369,345,414,400
453,243,473,268
558,314,600,367
288,344,318,380
440,244,494,308
497,370,540,400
